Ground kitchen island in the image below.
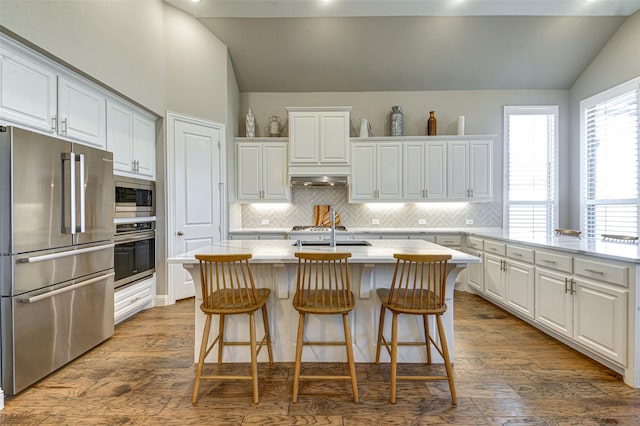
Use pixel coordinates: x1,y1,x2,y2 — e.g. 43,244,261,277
168,239,480,364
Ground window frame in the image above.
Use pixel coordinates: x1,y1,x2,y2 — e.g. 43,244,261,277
579,76,640,238
503,105,560,234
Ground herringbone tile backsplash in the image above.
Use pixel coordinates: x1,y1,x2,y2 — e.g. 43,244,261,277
239,187,501,228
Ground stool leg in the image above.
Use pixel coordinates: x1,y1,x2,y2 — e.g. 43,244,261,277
292,312,305,403
436,315,457,405
249,312,259,404
423,314,432,364
342,313,359,403
375,305,386,364
192,313,212,404
217,314,225,364
390,312,398,404
261,304,273,364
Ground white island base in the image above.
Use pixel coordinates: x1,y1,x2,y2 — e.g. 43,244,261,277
169,239,480,364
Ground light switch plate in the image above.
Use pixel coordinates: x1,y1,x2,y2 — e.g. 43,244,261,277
418,219,427,225
261,219,269,225
465,219,474,225
372,219,380,225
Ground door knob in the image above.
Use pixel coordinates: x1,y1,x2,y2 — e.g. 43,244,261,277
177,231,184,236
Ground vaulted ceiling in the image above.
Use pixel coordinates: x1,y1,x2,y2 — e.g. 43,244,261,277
165,0,640,92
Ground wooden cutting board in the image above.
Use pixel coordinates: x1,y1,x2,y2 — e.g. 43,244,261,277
313,205,340,227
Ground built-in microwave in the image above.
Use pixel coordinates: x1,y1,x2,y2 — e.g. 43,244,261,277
115,177,155,218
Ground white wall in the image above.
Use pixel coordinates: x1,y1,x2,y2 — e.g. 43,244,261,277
0,0,166,115
568,11,640,228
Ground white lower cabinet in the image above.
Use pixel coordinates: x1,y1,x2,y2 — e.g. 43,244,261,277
535,255,628,366
466,248,484,292
114,275,156,325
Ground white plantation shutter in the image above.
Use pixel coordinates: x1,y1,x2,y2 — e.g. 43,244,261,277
504,106,558,234
582,79,639,238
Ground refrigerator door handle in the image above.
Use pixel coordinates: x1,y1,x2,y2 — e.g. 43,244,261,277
61,152,76,234
77,153,86,233
17,272,115,304
18,243,115,263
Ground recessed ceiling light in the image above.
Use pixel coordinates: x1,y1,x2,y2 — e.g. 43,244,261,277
190,0,201,3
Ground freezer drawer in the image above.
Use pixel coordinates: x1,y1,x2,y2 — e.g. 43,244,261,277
1,271,114,395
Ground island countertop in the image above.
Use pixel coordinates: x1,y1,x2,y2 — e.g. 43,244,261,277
167,238,481,265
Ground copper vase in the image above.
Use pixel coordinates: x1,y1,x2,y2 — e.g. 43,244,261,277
427,111,437,136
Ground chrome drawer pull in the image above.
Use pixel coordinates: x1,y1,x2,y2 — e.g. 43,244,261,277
584,268,604,275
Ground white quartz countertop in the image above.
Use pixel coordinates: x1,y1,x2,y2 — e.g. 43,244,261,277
167,239,480,265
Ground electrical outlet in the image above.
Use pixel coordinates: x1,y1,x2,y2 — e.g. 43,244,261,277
372,218,380,225
261,219,269,225
465,219,474,225
418,219,427,225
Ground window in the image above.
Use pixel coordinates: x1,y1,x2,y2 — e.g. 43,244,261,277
504,106,558,234
581,77,640,238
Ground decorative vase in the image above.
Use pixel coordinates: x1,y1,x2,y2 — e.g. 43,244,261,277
269,116,281,137
359,118,371,137
246,109,255,138
427,111,437,136
457,115,465,135
390,106,403,136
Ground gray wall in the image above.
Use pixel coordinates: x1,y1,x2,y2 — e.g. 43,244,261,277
237,89,570,228
568,10,640,228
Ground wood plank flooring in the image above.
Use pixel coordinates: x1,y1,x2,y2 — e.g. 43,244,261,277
2,291,639,425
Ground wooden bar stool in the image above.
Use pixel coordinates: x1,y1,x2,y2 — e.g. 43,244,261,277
375,254,456,404
192,254,273,404
291,252,359,403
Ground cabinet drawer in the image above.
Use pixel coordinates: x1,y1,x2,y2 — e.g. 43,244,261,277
466,236,483,250
484,240,506,256
506,245,534,263
535,250,572,273
435,235,461,247
574,257,628,288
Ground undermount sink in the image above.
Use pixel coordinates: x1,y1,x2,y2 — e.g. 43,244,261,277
291,240,372,247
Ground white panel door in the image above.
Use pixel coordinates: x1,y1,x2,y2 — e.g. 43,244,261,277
469,141,492,200
425,142,447,200
0,46,57,133
262,143,290,200
377,143,402,200
237,143,262,200
320,111,349,163
534,268,572,338
350,143,376,201
106,99,134,173
289,112,318,163
403,142,426,200
505,259,535,319
447,142,469,199
58,76,106,148
484,253,505,302
132,113,156,178
170,116,223,301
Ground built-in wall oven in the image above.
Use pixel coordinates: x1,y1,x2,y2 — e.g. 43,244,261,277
114,177,156,290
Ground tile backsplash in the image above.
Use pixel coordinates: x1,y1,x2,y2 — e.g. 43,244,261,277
237,187,501,228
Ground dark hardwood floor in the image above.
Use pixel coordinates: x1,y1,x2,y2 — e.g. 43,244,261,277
1,291,639,425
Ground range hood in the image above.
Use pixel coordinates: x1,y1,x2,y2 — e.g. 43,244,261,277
290,175,348,187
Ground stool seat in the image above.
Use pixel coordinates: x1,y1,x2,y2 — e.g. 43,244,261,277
202,288,271,314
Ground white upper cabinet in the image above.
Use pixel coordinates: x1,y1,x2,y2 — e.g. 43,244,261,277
447,140,492,201
403,141,447,201
107,98,156,179
0,44,57,134
57,76,106,149
287,107,351,175
237,139,290,202
350,141,402,202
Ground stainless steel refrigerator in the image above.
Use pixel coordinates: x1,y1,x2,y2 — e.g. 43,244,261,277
0,126,115,395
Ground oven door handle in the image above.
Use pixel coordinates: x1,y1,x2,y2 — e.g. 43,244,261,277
18,272,115,304
18,243,115,264
114,231,156,243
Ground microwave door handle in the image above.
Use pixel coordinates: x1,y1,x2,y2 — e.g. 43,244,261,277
61,152,76,234
77,153,85,233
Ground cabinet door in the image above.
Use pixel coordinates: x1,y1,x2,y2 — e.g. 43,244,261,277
289,112,318,163
447,142,469,199
133,114,156,178
469,141,492,200
262,143,290,200
505,259,535,319
534,268,572,338
0,47,57,133
320,111,349,163
573,278,627,365
377,143,402,200
425,142,447,200
466,249,484,293
237,144,262,200
350,143,376,201
403,142,426,200
484,253,505,302
58,76,106,148
107,100,134,173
